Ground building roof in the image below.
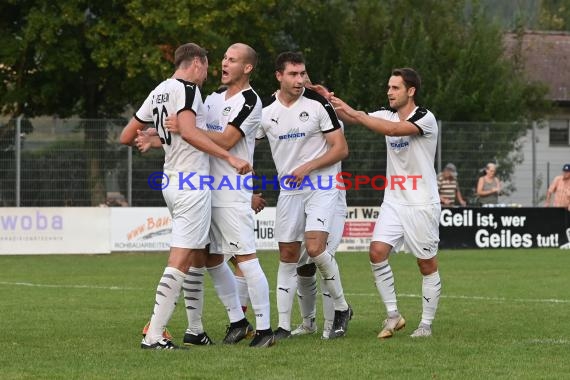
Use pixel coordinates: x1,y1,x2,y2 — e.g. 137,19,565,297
504,31,570,102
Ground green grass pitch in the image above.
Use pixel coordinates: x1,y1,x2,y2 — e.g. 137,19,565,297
1,249,569,379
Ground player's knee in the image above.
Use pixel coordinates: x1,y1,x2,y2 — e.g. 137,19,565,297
369,242,390,263
279,250,299,263
417,257,438,275
205,254,224,268
297,263,317,277
305,241,326,257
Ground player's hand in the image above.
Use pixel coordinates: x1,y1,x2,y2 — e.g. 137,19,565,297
145,128,159,136
165,115,180,134
251,193,266,214
135,129,152,153
286,162,313,188
306,83,334,101
228,156,253,175
330,96,357,118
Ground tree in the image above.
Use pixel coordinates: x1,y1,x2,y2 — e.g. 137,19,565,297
320,0,549,204
538,0,570,30
0,0,551,206
0,0,285,205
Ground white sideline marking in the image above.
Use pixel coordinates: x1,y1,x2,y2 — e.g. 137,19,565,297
1,281,569,304
346,292,570,304
0,281,140,291
525,339,569,345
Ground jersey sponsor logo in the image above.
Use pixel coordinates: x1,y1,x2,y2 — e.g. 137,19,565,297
299,111,309,122
278,128,306,141
223,106,231,116
390,141,409,148
271,117,279,124
389,138,410,151
206,123,223,131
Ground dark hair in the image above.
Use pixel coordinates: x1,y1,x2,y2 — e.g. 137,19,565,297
392,67,421,99
275,51,305,72
174,43,208,69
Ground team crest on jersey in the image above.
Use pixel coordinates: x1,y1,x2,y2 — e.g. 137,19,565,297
299,111,309,122
223,106,231,116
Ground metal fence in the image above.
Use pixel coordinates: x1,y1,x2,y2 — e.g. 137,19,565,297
0,116,559,208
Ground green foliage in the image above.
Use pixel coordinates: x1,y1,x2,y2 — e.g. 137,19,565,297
538,0,570,30
0,0,553,205
0,0,549,120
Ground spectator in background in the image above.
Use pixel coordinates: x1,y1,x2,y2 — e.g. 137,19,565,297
545,164,570,210
437,163,466,207
476,162,501,206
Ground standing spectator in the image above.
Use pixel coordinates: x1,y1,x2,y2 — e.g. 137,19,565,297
437,163,466,207
545,164,570,210
476,163,501,206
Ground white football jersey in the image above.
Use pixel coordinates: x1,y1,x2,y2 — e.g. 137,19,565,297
257,88,342,194
368,106,439,205
205,87,261,206
135,78,209,176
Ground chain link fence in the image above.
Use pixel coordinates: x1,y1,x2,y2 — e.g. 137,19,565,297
0,116,556,208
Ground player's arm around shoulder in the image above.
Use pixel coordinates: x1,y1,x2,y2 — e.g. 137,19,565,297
177,110,228,158
207,124,243,151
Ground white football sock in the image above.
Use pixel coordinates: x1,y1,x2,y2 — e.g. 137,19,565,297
312,250,348,311
183,266,205,335
276,261,297,331
297,274,317,326
235,275,249,311
207,262,245,323
421,271,441,326
238,258,271,330
320,276,335,324
371,260,398,313
145,266,184,344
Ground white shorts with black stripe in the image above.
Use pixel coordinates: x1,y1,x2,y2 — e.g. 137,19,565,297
209,204,256,255
275,188,340,243
372,201,440,259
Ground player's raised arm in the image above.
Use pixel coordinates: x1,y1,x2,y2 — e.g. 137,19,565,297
331,96,419,137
